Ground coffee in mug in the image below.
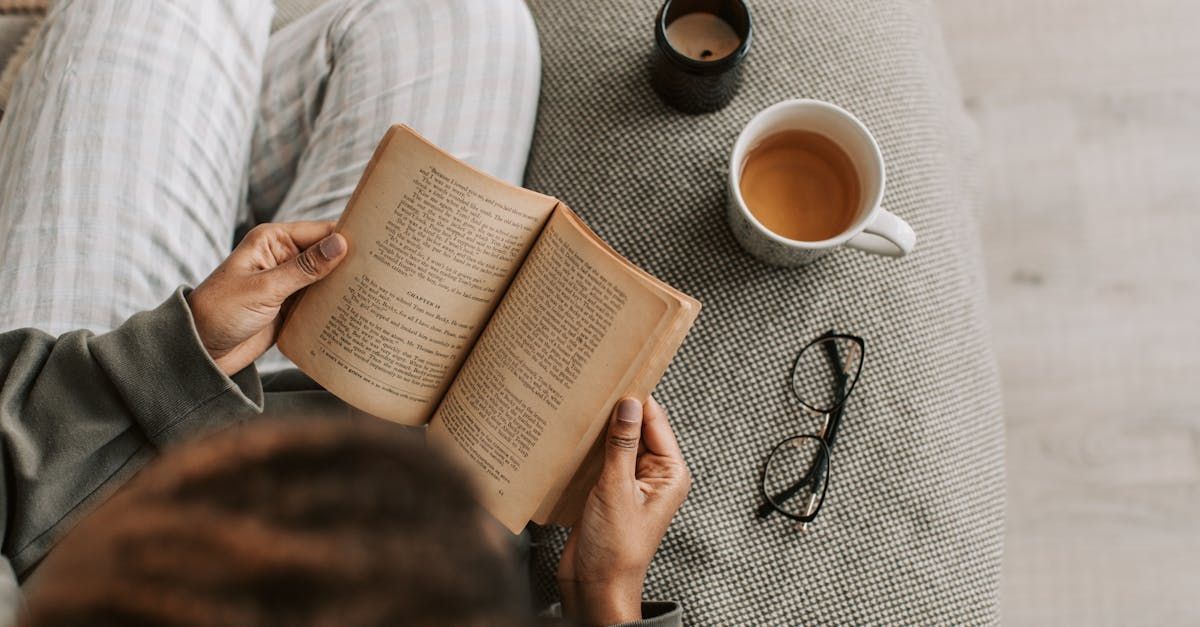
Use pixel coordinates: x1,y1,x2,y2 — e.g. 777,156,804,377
738,130,861,242
727,99,917,266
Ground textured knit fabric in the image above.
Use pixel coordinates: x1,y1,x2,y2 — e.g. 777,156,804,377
519,1,1005,624
0,0,541,352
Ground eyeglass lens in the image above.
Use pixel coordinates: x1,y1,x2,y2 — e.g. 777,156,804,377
762,435,829,520
790,335,862,413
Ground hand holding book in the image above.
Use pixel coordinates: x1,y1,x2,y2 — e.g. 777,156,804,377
187,221,349,377
558,397,691,625
277,126,701,532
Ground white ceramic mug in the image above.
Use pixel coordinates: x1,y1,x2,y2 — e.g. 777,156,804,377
727,99,916,266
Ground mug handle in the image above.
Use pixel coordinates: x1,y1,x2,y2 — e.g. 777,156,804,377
846,207,916,257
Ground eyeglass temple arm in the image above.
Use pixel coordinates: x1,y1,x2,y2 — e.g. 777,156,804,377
821,333,849,449
810,338,849,492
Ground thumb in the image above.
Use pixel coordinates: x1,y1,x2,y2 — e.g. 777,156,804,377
267,233,347,301
601,398,643,483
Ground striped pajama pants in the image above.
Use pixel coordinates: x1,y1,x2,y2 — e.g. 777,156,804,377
0,0,541,371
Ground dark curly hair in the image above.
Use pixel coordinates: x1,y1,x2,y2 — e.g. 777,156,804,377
23,418,528,627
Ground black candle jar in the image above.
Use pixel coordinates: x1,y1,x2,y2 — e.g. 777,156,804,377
651,0,753,114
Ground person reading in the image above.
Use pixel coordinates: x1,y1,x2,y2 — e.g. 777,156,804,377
20,406,691,627
0,1,697,624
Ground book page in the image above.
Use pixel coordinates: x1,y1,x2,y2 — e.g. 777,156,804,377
426,205,699,533
533,307,697,527
279,126,559,425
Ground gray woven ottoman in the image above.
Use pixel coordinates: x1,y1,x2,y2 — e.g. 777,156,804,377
522,1,1004,624
0,0,1004,623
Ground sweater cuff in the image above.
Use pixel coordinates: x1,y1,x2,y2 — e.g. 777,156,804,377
541,601,683,627
609,602,682,627
90,287,263,447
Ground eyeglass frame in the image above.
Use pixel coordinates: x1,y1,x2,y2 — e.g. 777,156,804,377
756,331,866,525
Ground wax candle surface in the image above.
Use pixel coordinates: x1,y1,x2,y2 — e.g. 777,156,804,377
664,12,741,61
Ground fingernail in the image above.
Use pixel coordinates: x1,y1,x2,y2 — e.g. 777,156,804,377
318,234,346,260
616,398,641,423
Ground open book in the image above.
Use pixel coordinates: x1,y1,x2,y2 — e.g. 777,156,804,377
278,126,700,533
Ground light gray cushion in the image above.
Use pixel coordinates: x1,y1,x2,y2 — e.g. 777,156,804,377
521,0,1004,624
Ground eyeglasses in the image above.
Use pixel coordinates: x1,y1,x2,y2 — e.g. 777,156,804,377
756,331,865,530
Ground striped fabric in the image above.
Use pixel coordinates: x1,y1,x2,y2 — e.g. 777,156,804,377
0,0,541,357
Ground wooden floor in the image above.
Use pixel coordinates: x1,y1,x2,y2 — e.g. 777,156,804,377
933,1,1200,623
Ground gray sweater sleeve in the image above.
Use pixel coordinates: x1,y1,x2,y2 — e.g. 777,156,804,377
0,288,263,579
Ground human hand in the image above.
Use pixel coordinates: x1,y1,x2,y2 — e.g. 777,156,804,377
557,397,691,626
187,221,347,376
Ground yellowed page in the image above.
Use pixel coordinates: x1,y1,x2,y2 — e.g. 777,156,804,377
530,210,700,526
278,126,558,425
426,205,699,533
534,308,697,526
